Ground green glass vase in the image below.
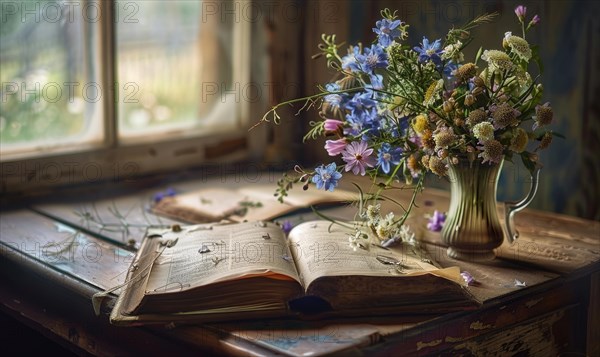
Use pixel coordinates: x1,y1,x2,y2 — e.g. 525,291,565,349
441,156,540,261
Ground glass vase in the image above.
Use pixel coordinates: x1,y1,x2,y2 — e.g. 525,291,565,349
441,156,540,261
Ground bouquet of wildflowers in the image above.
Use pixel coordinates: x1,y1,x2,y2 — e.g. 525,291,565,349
260,6,555,247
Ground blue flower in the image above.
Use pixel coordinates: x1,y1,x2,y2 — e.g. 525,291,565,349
369,74,384,90
413,37,444,66
356,45,388,74
341,46,361,72
344,107,381,138
377,143,402,174
324,83,347,109
373,19,403,47
312,163,342,191
345,91,377,114
443,61,458,82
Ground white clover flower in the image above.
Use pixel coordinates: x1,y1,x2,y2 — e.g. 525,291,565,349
472,122,495,142
481,50,514,72
504,32,532,61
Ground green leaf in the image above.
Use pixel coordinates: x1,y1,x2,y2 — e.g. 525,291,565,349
475,46,483,65
530,45,543,74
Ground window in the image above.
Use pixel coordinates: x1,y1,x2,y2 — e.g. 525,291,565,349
0,0,255,193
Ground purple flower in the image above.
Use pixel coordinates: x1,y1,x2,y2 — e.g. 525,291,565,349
356,44,388,74
514,5,527,21
413,37,444,66
461,271,475,286
281,220,294,234
342,141,376,176
323,119,344,132
153,187,176,203
373,19,403,47
529,14,540,26
324,138,347,156
377,143,402,174
312,163,342,191
427,210,446,232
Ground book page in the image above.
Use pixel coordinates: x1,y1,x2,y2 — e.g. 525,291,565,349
288,221,464,289
145,222,301,294
155,188,242,221
238,185,357,207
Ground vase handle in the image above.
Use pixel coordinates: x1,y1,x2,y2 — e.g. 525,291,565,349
504,164,542,244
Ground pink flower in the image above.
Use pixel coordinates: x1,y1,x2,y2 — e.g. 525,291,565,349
323,119,344,132
514,5,526,21
324,138,347,156
342,141,376,176
530,14,540,26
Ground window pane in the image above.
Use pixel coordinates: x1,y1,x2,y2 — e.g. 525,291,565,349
0,0,103,156
117,0,237,139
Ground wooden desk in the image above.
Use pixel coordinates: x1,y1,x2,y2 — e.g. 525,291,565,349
1,176,598,356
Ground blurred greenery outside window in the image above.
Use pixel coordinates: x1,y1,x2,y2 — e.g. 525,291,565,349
0,0,247,159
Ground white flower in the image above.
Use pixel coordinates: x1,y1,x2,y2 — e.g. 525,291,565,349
375,213,398,241
472,122,495,142
504,32,531,61
398,225,416,245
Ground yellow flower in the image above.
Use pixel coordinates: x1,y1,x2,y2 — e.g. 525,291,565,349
423,79,443,106
428,156,448,177
412,114,428,134
454,63,477,82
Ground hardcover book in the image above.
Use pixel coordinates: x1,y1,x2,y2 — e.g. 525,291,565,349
110,221,476,326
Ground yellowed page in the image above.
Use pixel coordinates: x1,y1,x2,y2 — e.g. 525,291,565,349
145,222,300,294
160,188,243,220
287,221,464,288
238,185,357,207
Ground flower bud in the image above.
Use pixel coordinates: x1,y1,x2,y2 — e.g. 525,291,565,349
514,5,527,22
464,94,475,106
443,99,455,113
437,149,449,160
471,86,483,97
529,14,540,27
473,76,485,87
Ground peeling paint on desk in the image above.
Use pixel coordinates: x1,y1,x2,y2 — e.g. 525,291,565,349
445,336,466,343
416,339,442,351
265,335,351,350
469,321,494,330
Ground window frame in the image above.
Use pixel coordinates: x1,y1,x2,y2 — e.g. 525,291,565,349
1,0,262,195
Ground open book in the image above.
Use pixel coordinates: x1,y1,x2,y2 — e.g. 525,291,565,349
152,185,357,223
110,221,475,326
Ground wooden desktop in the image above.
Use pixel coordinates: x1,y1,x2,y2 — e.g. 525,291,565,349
0,175,598,356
